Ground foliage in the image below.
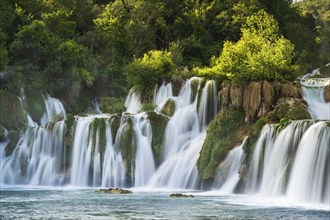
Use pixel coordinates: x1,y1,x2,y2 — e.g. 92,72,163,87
141,102,157,112
125,50,176,94
210,10,298,82
0,0,327,109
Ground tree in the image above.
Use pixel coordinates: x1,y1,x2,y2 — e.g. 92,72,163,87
209,10,298,82
125,50,175,98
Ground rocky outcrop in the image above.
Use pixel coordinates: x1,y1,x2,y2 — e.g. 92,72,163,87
147,112,169,166
324,84,330,102
230,83,243,108
161,98,175,117
266,98,311,121
243,82,262,123
197,107,246,189
219,80,307,124
97,188,133,194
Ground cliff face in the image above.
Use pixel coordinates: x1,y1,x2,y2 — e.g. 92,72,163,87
197,80,311,188
220,80,310,123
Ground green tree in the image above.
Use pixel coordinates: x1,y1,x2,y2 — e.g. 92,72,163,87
209,10,298,82
125,50,175,98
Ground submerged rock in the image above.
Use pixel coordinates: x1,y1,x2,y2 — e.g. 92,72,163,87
169,193,194,198
96,188,133,194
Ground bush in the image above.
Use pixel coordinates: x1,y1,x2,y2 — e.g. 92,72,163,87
125,50,176,95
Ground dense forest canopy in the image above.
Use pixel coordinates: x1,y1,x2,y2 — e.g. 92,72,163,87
0,0,329,112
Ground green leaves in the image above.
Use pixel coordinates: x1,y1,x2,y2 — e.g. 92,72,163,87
210,10,298,82
125,50,176,95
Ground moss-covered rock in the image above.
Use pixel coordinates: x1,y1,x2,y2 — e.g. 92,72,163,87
118,117,135,183
266,98,311,122
197,107,245,189
65,113,75,135
161,98,175,117
147,111,169,166
96,188,133,194
0,90,26,130
23,87,46,123
5,130,20,156
170,193,194,198
109,114,121,140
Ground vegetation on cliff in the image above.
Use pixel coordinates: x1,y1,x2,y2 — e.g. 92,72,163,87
0,0,328,111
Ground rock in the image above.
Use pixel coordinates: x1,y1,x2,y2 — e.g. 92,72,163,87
272,81,282,98
97,188,133,194
170,193,194,198
147,112,168,166
230,83,243,108
118,116,135,183
280,80,295,97
243,82,262,123
259,81,274,117
197,108,245,188
266,98,311,122
161,98,175,117
324,84,330,102
220,81,231,107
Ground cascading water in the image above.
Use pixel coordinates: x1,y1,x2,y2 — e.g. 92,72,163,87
242,120,329,205
212,140,246,193
70,115,125,187
125,89,141,114
301,78,330,120
287,121,330,204
153,82,173,106
0,96,67,186
148,78,218,189
132,114,155,186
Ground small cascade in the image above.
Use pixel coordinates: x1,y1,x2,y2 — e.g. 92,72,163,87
287,121,330,204
0,121,66,185
125,89,141,114
244,125,275,193
70,116,125,187
148,78,218,189
243,120,329,205
132,114,156,186
153,82,173,106
41,94,66,127
198,80,218,129
301,78,330,120
213,141,246,193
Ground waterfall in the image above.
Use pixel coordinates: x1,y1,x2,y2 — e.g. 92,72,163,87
213,140,246,193
198,80,218,129
0,118,66,186
287,121,330,204
70,116,125,187
148,78,218,189
301,78,330,120
243,120,329,204
125,89,141,114
132,114,155,186
153,82,173,106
